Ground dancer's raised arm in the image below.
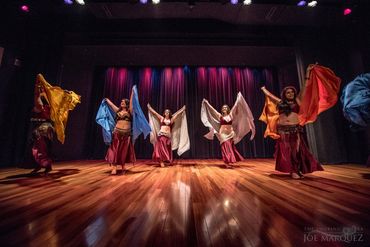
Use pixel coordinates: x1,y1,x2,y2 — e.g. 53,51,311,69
261,86,280,104
147,104,163,120
230,92,255,142
129,88,134,114
105,98,119,113
203,99,221,118
296,63,317,105
172,105,186,123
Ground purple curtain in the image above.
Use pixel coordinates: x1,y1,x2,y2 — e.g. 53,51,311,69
88,66,277,159
104,68,134,102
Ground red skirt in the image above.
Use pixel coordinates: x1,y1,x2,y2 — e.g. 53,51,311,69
106,131,136,165
32,136,52,168
152,135,173,163
275,125,323,174
221,139,244,164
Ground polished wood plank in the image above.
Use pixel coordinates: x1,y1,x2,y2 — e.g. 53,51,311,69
0,159,369,247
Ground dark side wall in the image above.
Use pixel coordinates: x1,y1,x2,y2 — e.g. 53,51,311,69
296,23,369,164
0,19,64,167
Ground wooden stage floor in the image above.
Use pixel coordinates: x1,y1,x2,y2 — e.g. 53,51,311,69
0,159,369,247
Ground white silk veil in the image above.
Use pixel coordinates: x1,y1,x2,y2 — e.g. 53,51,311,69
148,107,190,156
201,92,255,144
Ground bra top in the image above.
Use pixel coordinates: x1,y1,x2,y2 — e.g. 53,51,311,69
220,115,232,125
278,101,299,115
161,118,172,128
116,111,132,122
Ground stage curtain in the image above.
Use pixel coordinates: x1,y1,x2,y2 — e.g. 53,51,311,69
86,66,279,159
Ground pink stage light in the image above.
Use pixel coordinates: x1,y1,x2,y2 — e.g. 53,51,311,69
344,8,352,16
21,5,29,12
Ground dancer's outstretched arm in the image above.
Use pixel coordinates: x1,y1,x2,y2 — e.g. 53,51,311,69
147,104,162,120
34,91,46,112
230,92,256,142
129,88,134,114
105,98,119,113
261,86,280,104
172,105,186,124
202,99,221,119
297,63,317,105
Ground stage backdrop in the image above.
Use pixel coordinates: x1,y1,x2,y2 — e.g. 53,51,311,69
84,66,289,160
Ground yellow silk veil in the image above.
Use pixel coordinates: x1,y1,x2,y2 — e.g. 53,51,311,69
36,74,81,143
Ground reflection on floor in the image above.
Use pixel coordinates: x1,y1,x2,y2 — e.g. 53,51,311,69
0,159,369,247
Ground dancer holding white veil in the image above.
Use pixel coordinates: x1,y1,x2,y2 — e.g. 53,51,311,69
147,104,190,167
201,92,255,168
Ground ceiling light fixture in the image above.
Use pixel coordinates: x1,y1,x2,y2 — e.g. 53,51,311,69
297,1,306,7
75,0,85,5
307,1,317,7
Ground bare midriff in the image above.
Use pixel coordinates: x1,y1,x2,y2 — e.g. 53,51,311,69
278,112,299,125
160,125,171,135
220,125,233,135
116,120,131,130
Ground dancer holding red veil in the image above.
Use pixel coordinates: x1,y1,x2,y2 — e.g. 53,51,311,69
260,64,341,178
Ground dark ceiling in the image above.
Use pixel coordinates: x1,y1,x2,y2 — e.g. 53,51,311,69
1,0,369,47
2,0,369,27
0,1,369,68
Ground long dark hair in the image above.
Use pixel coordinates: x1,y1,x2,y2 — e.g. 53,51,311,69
280,86,297,102
278,86,298,116
221,104,231,115
163,109,172,119
118,98,130,112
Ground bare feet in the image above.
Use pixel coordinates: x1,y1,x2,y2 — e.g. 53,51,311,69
160,162,165,168
44,165,52,175
291,172,300,179
298,171,305,179
30,167,41,174
111,166,117,175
